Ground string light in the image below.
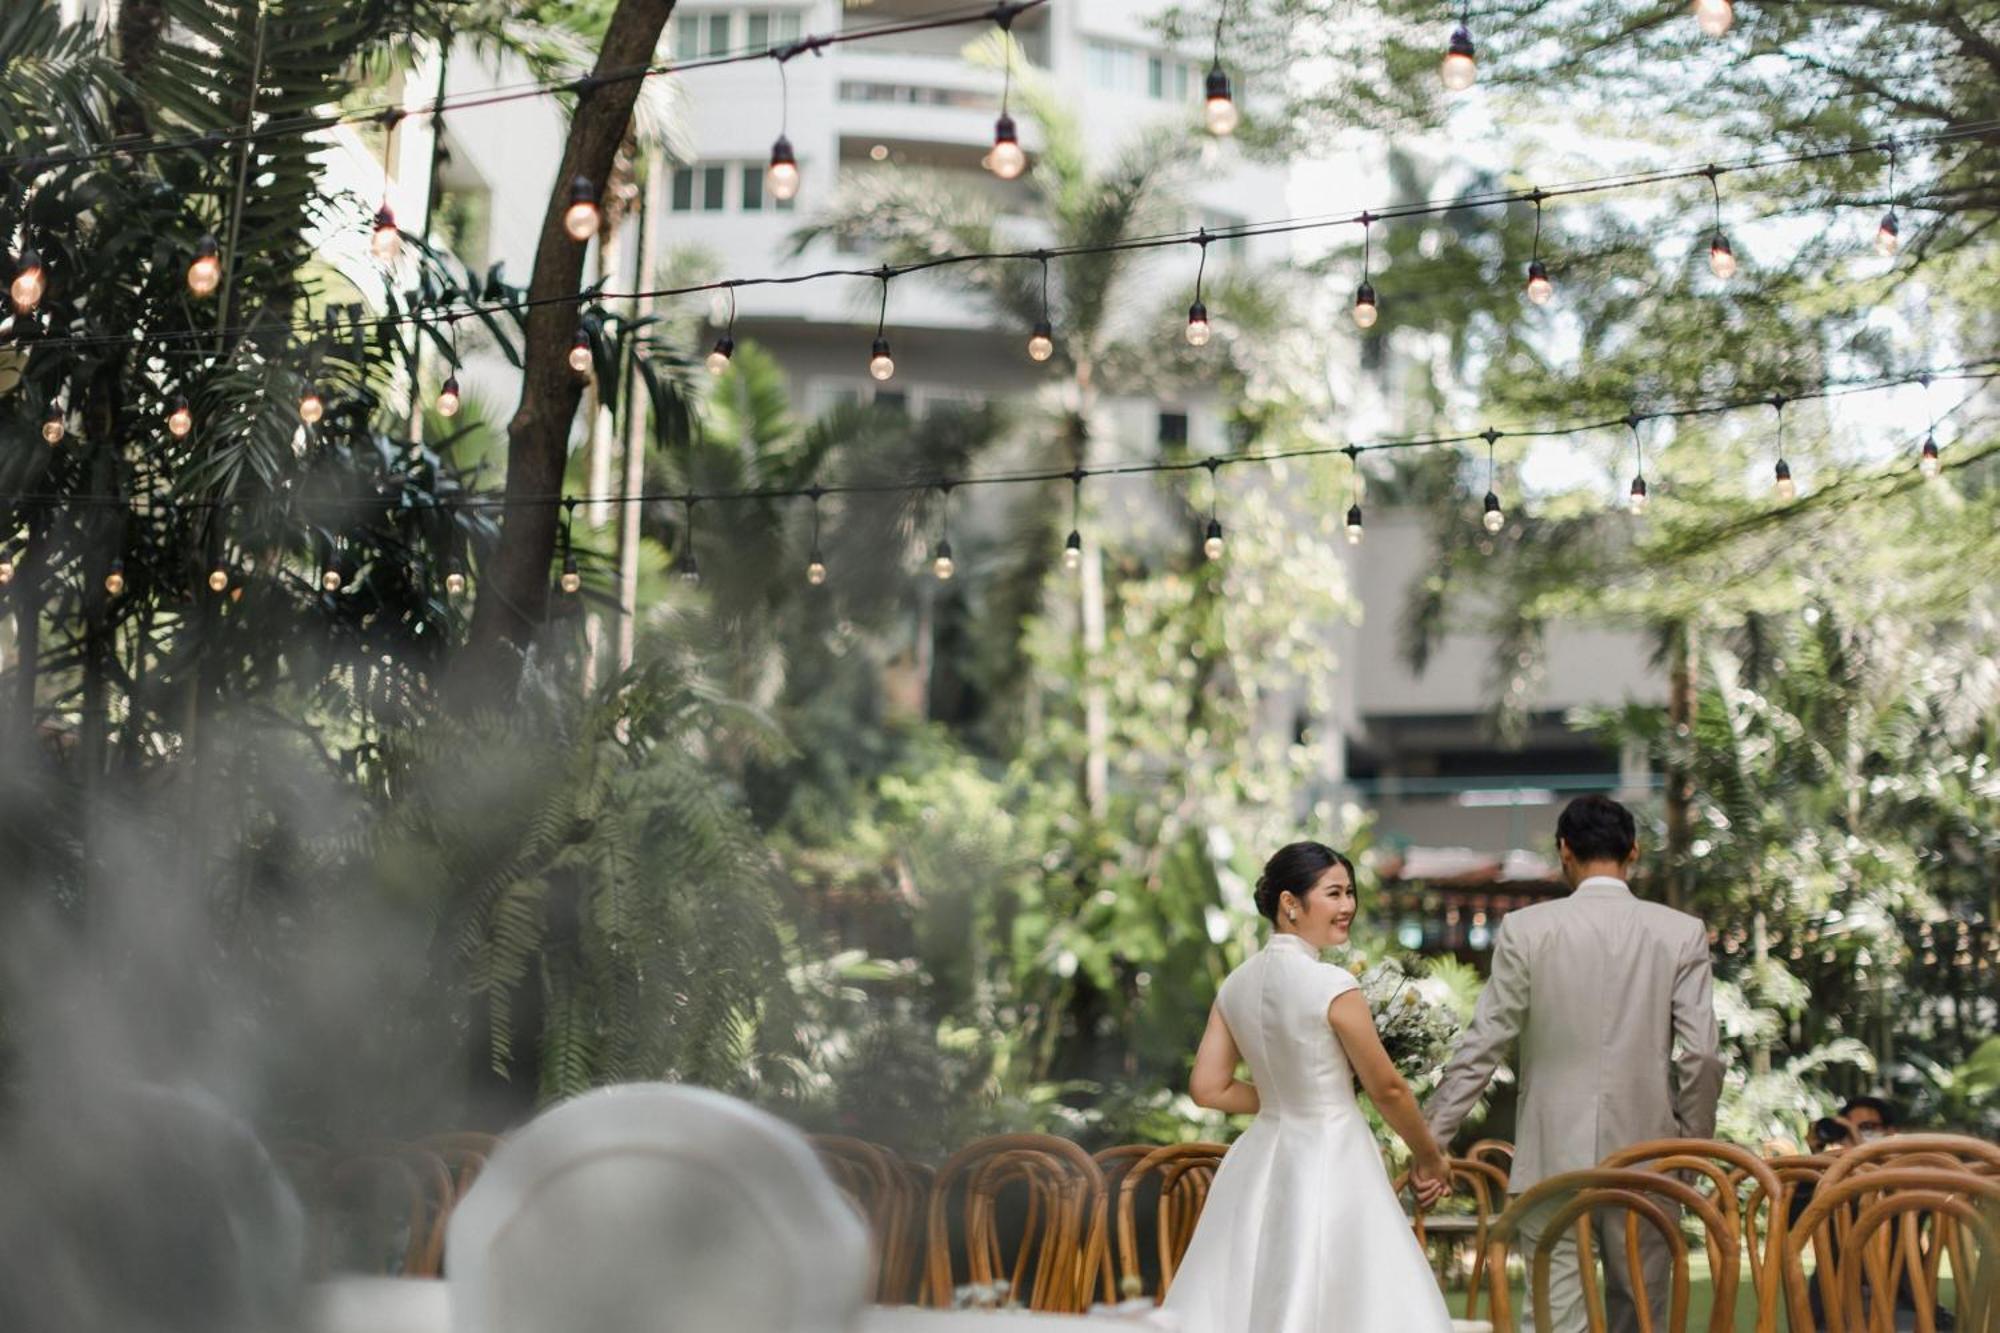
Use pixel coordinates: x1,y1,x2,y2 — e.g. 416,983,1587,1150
1353,214,1379,329
1063,469,1084,571
1344,447,1364,545
41,404,64,445
869,270,896,380
806,488,827,586
709,286,737,375
298,383,325,425
988,13,1027,179
1706,167,1737,279
677,498,701,585
1770,395,1795,500
768,58,801,202
1204,6,1240,137
104,558,125,597
1876,141,1901,258
569,324,593,377
437,374,461,417
167,396,193,438
1626,416,1649,515
10,246,46,312
445,561,466,596
321,542,344,592
1693,0,1733,37
1202,459,1226,560
208,558,230,593
561,498,583,593
1918,373,1941,478
1027,255,1054,362
1441,10,1477,93
187,234,222,297
563,175,601,242
1186,233,1212,347
1525,192,1554,306
0,550,13,585
1481,428,1505,533
370,204,400,263
932,484,956,581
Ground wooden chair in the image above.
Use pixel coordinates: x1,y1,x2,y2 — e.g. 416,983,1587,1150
1820,1133,2000,1187
1399,1157,1511,1323
882,1157,934,1304
1484,1167,1735,1333
1091,1145,1158,1303
1783,1166,2000,1333
1602,1138,1786,1333
1111,1143,1228,1300
814,1135,904,1301
922,1134,1100,1312
1470,1139,1517,1179
327,1147,455,1277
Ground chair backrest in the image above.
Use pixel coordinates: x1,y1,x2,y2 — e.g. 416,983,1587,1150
1784,1165,2000,1333
1469,1138,1516,1178
1089,1146,1159,1303
1112,1144,1228,1300
881,1158,934,1306
922,1134,1100,1313
1819,1133,2000,1189
814,1136,904,1302
1486,1167,1736,1333
445,1084,869,1333
1600,1138,1785,1333
1398,1157,1510,1322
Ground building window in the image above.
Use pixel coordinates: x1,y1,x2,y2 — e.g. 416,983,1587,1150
873,389,907,414
1147,55,1165,99
701,166,728,211
670,166,695,211
1158,411,1189,446
1086,40,1138,93
741,164,764,212
747,12,768,48
673,14,701,61
746,10,803,49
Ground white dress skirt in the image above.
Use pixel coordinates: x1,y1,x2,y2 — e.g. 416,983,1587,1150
1158,933,1456,1332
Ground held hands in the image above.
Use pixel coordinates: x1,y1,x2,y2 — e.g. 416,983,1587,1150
1409,1155,1452,1209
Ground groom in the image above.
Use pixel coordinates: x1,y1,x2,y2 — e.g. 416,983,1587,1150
1424,795,1724,1333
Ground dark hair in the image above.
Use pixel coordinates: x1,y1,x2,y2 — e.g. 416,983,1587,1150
1555,795,1637,864
1841,1094,1899,1128
1254,842,1356,923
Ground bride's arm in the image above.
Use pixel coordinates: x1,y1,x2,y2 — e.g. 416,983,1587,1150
1188,1004,1259,1116
1328,992,1449,1185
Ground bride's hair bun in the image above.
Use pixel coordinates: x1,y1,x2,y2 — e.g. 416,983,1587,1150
1255,841,1356,922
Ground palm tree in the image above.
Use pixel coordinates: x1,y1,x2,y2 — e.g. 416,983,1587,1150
788,37,1282,811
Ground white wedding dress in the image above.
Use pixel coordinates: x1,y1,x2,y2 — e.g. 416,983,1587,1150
1159,933,1455,1332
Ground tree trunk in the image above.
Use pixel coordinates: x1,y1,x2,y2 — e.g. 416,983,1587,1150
616,151,662,675
462,0,679,693
1664,618,1698,912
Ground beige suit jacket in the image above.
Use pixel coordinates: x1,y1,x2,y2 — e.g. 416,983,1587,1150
1425,877,1725,1191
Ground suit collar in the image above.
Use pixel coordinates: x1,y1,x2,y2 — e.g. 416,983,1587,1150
1573,876,1633,899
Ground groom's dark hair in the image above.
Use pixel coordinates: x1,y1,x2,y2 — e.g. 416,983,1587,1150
1555,795,1637,863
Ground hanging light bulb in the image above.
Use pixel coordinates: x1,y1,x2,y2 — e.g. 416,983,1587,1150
1628,476,1650,515
806,555,827,586
1204,64,1240,137
1027,320,1054,363
1185,300,1211,347
1202,519,1225,561
1345,504,1365,545
563,175,602,241
1772,459,1795,501
1352,282,1379,329
187,234,222,297
1525,259,1554,306
322,563,344,592
41,404,64,445
1875,210,1900,258
1482,491,1505,533
167,396,193,438
10,247,46,312
932,539,955,581
1708,233,1737,279
1693,0,1734,35
560,553,582,594
370,204,400,263
1919,433,1940,479
767,136,800,202
568,327,592,376
208,560,230,593
0,553,13,585
104,559,125,597
706,335,735,376
437,375,461,417
678,553,701,586
1063,529,1083,571
868,336,895,382
1440,25,1477,92
298,384,325,424
989,115,1027,180
445,565,467,596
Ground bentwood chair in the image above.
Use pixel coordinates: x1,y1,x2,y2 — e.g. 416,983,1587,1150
1602,1138,1786,1332
815,1135,906,1301
1783,1166,2000,1333
1089,1145,1159,1303
1469,1139,1517,1180
1400,1157,1512,1323
1113,1143,1229,1300
922,1134,1101,1312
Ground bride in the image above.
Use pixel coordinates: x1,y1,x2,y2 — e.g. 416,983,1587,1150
1159,841,1457,1332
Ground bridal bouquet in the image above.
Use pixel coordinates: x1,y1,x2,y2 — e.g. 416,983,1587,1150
1338,953,1467,1097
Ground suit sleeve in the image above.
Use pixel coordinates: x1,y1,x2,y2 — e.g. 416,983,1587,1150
1670,920,1726,1139
1426,915,1530,1151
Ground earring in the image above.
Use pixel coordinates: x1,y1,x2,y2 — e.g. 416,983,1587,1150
1287,909,1299,923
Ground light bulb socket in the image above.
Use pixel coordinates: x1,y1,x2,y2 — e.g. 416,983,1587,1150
1031,318,1052,341
15,246,42,275
1205,518,1224,543
373,205,395,231
1878,211,1899,240
194,234,220,261
1345,504,1364,530
712,334,735,360
568,175,596,207
1063,529,1082,561
1205,65,1233,102
1774,459,1791,481
770,135,796,169
1188,300,1208,323
934,538,953,562
994,114,1018,146
1630,476,1649,500
1448,25,1476,58
871,335,891,358
1527,259,1549,284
